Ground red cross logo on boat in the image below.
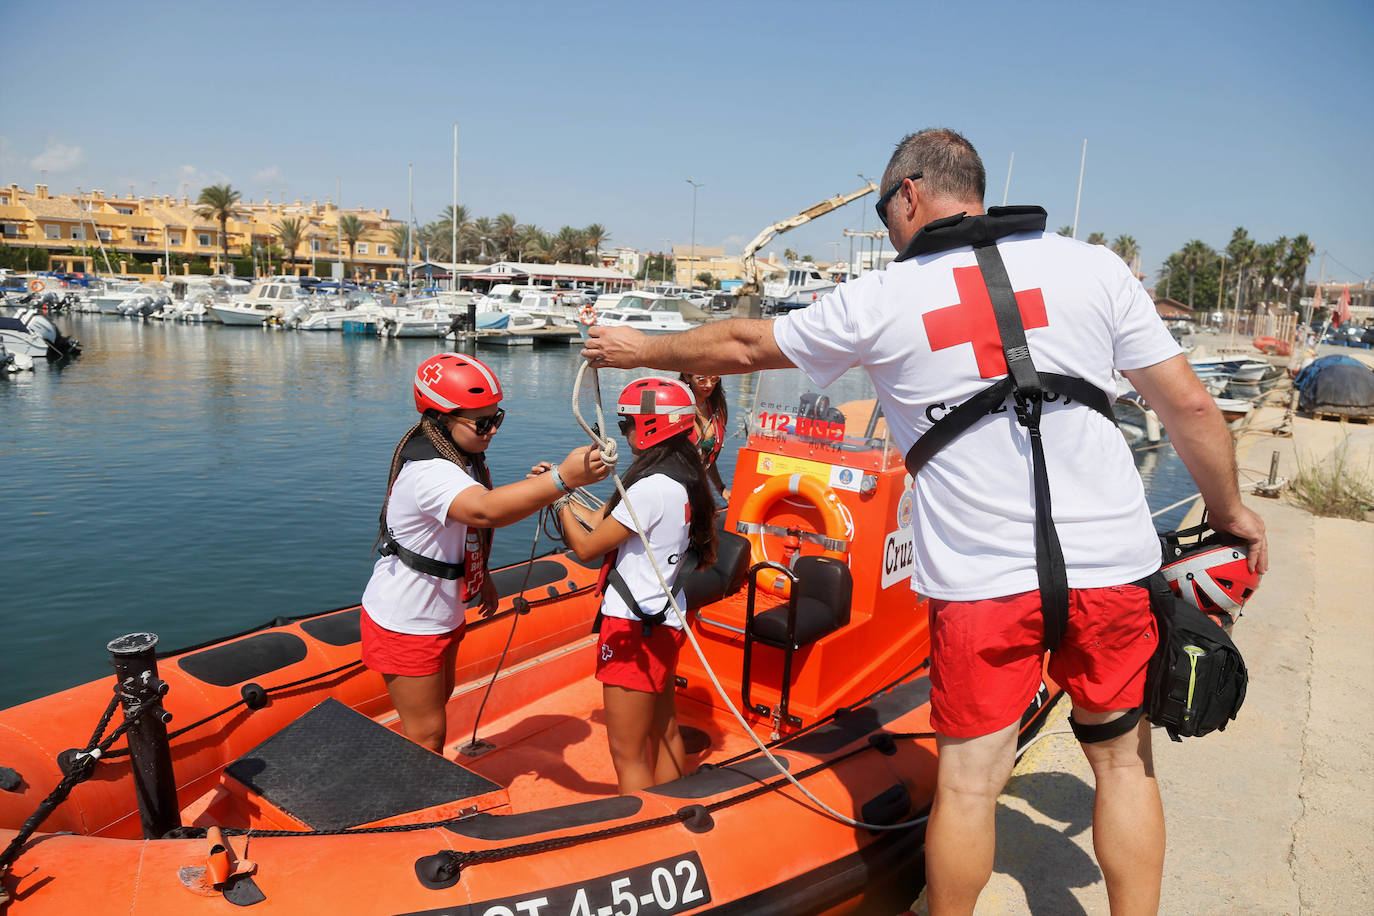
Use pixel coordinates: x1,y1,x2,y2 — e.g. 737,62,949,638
421,364,443,385
924,266,1048,378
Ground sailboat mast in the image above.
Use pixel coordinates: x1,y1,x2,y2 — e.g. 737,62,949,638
452,124,458,292
1071,139,1086,239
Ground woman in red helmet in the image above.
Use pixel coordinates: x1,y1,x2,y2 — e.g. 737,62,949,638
557,376,719,793
362,352,609,754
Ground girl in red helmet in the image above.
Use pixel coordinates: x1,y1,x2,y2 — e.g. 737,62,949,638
556,376,719,793
361,352,609,754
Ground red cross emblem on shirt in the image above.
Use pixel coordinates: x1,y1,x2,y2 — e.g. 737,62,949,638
421,364,443,385
923,266,1048,378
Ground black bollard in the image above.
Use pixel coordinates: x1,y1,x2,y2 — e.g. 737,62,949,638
107,633,181,839
466,300,477,336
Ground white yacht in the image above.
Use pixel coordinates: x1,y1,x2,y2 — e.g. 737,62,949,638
294,292,386,331
89,282,169,315
211,279,302,326
763,264,838,311
378,301,454,338
592,292,700,333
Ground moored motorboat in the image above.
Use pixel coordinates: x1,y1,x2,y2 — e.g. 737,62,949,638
0,309,81,360
0,367,1060,914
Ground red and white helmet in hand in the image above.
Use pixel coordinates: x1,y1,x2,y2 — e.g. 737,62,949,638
1160,524,1259,620
616,377,694,449
414,352,503,415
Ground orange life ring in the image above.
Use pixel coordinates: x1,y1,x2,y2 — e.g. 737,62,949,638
736,473,849,597
28,279,45,292
578,303,597,326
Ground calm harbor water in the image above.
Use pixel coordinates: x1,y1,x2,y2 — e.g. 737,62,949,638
0,314,1200,709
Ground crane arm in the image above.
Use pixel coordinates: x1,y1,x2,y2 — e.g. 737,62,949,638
739,182,877,292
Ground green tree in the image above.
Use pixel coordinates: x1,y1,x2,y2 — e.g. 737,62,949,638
494,213,519,260
194,183,242,272
637,252,674,282
1254,237,1287,308
1055,225,1074,237
388,224,413,263
1086,232,1107,245
783,247,798,263
696,271,716,289
274,216,308,276
583,223,609,262
1283,233,1315,309
1225,227,1255,311
337,214,366,267
554,226,587,263
1110,235,1140,270
1179,239,1215,309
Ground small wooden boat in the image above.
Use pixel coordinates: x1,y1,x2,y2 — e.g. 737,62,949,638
0,368,1060,914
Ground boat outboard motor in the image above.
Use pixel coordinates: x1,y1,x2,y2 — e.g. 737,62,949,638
20,309,81,359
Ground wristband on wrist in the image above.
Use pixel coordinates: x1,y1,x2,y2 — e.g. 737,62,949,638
549,465,573,493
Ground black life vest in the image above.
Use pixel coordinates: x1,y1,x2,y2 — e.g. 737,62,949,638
896,206,1117,652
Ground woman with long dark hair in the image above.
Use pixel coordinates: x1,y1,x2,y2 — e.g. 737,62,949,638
361,352,608,754
680,372,730,500
557,376,718,792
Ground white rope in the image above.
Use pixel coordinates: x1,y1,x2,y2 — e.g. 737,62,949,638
573,360,927,832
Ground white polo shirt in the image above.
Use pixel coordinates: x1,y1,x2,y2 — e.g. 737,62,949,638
362,458,484,633
773,231,1181,600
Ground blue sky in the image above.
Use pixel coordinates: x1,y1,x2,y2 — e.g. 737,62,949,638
3,0,1370,285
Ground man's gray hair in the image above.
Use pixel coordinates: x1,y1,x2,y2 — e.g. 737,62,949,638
881,129,986,205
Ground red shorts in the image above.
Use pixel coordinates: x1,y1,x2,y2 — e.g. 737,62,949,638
595,616,685,693
928,584,1156,738
360,607,465,677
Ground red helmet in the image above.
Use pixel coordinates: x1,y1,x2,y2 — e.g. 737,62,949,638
616,377,695,449
1160,524,1258,619
413,352,503,415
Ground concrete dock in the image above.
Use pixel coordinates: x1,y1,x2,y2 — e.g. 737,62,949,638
912,337,1374,914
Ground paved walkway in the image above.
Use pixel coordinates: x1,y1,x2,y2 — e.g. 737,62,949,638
912,349,1374,914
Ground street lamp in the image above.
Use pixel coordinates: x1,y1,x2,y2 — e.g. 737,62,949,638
685,178,703,291
659,238,671,285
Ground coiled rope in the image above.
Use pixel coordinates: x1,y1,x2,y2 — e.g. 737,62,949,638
571,359,930,832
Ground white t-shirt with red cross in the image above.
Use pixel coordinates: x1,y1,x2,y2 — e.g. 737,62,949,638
773,230,1181,601
604,474,692,628
362,458,483,634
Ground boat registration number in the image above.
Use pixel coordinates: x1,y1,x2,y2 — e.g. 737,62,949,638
412,851,712,916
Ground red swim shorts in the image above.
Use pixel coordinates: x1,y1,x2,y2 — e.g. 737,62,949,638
360,607,465,677
595,616,686,693
928,584,1157,738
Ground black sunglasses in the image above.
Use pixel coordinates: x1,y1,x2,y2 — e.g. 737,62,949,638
617,416,635,437
451,407,506,435
875,170,922,229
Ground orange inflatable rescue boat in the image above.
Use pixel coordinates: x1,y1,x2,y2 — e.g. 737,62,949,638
0,368,1061,914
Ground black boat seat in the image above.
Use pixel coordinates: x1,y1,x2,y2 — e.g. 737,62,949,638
749,555,853,647
682,530,751,610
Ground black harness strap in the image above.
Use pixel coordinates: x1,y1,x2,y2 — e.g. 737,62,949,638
378,532,465,579
603,549,697,637
903,237,1119,652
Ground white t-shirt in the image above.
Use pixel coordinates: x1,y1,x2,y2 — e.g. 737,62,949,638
773,230,1181,600
603,474,692,629
361,458,484,634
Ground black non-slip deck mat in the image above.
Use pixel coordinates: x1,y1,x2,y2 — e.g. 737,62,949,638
225,698,502,830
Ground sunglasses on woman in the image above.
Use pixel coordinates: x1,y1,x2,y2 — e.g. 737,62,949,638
450,408,506,435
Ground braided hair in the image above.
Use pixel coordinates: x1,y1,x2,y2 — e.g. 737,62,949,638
374,412,492,554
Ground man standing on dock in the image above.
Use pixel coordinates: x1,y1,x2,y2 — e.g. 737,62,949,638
582,127,1267,915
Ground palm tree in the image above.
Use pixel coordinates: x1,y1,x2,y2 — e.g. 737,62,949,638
1085,232,1107,246
1110,235,1140,271
274,216,308,276
337,214,367,269
494,213,519,260
1225,227,1254,311
583,223,609,263
1255,237,1287,308
388,224,413,262
783,247,798,263
1283,234,1315,309
1179,240,1215,309
1055,225,1074,237
195,183,242,272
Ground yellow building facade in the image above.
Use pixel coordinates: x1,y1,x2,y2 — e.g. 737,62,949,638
0,183,414,279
